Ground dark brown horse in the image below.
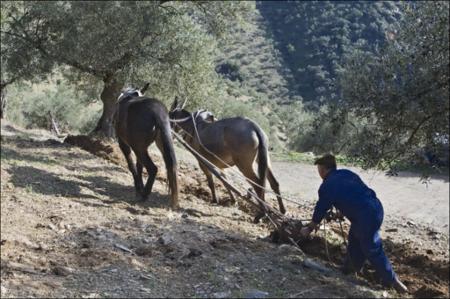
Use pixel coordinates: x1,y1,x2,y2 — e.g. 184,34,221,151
114,85,178,209
169,99,285,222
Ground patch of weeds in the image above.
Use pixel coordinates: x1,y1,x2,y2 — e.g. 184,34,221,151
25,184,34,193
272,151,366,168
39,156,59,166
98,292,112,298
272,151,316,164
388,160,448,177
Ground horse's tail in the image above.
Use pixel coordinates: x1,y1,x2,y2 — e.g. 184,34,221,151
254,123,268,201
155,112,179,209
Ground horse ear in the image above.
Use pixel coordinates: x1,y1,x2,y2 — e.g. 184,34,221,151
140,82,150,95
170,97,179,111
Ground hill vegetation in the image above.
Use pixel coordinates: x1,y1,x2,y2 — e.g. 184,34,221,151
257,1,402,107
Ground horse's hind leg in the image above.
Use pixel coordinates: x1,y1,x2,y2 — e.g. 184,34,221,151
236,163,266,223
199,162,219,204
135,149,158,200
222,172,237,204
118,139,143,198
267,167,286,214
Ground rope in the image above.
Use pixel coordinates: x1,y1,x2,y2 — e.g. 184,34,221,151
323,221,331,262
171,127,314,255
171,129,282,224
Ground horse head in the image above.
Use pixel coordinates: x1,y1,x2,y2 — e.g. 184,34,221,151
194,109,216,123
169,97,216,124
117,87,142,102
117,82,150,102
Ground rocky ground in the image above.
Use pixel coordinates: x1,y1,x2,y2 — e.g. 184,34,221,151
1,121,448,298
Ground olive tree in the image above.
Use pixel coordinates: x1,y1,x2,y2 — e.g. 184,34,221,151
1,1,54,118
1,1,252,135
338,1,449,170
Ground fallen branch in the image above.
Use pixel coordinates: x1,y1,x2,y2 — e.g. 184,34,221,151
290,286,321,298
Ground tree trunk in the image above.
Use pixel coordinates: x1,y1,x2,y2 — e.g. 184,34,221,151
50,112,61,136
1,84,7,119
92,76,123,138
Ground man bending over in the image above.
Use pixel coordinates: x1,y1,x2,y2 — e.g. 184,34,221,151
300,154,408,293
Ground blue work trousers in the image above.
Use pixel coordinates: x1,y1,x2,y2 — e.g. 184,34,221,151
344,207,396,286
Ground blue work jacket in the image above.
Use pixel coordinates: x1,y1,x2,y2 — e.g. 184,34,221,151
312,169,383,225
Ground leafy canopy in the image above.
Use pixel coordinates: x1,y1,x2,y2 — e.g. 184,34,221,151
1,1,253,105
338,1,449,170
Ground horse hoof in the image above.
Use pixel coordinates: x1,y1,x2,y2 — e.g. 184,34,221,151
135,194,148,201
170,204,180,210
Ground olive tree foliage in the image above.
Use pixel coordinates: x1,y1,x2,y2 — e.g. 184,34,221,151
0,2,54,118
337,1,449,170
6,80,102,135
1,1,253,136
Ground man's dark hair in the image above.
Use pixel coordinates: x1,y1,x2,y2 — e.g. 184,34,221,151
314,154,337,170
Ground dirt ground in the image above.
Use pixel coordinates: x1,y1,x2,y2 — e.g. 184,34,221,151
1,121,449,298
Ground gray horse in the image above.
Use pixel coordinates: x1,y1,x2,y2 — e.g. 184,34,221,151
169,99,285,222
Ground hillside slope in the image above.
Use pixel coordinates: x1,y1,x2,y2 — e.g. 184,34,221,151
215,6,299,149
257,1,402,106
216,7,297,105
1,122,448,298
0,121,383,298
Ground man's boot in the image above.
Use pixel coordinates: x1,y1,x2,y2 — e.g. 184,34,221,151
392,276,409,294
341,262,361,275
341,258,361,275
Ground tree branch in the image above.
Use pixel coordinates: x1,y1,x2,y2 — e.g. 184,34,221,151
0,77,18,89
3,18,105,78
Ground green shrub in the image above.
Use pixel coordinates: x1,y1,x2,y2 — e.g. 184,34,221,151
6,79,101,135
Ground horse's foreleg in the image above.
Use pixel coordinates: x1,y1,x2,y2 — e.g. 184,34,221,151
267,167,286,214
136,150,158,200
118,139,142,199
136,160,144,196
199,162,218,204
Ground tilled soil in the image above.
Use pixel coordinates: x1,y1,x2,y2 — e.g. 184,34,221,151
1,123,449,298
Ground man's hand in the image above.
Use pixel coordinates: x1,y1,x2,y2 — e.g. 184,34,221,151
325,209,344,222
335,209,344,220
300,226,312,238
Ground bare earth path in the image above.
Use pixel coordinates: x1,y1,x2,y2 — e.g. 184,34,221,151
272,161,449,233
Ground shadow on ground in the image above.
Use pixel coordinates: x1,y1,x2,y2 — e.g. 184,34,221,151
2,216,379,298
